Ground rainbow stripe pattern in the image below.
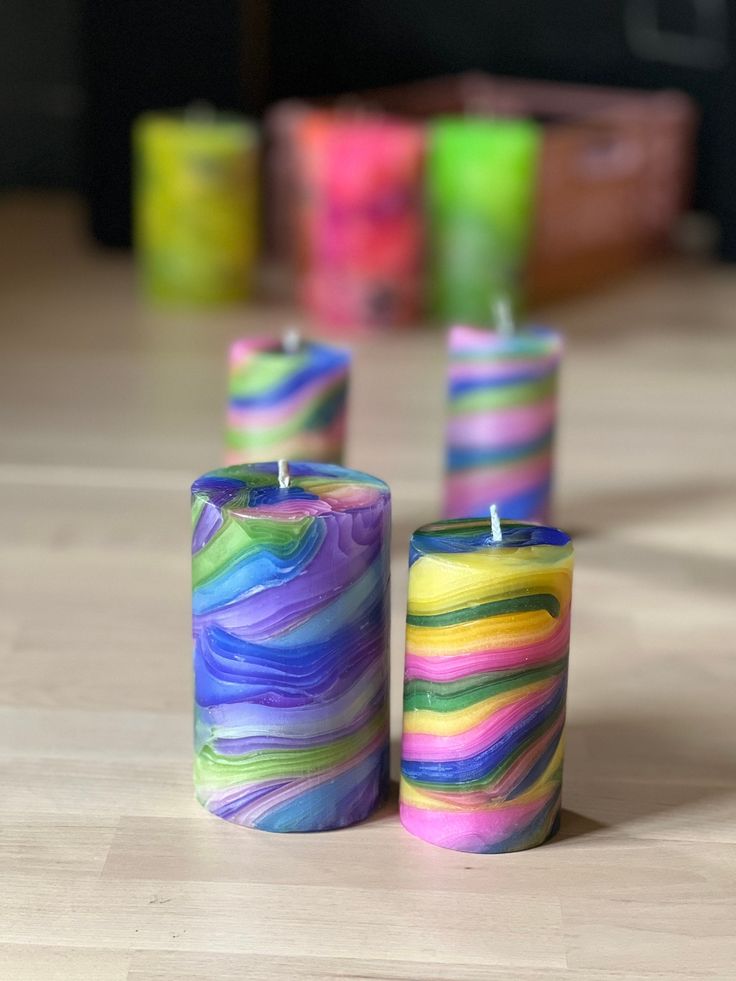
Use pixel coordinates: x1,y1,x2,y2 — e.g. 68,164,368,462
399,518,573,853
444,324,562,522
192,462,391,832
226,338,350,466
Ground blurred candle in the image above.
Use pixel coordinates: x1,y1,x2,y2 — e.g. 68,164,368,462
296,112,424,329
427,118,540,324
400,517,574,853
192,461,391,832
133,107,258,305
445,323,562,522
226,334,350,465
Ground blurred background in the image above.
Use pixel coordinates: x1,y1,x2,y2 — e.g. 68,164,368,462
3,0,735,257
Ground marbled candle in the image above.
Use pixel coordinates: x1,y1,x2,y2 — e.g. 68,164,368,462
226,336,350,466
445,324,562,522
400,518,573,853
192,462,391,832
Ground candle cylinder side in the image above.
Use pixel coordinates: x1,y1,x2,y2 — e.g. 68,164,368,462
295,112,425,329
399,518,573,853
226,338,350,466
192,462,391,832
133,110,258,306
427,117,540,325
445,324,562,523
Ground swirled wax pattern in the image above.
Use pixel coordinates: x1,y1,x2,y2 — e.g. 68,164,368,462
133,111,258,305
399,518,573,853
445,324,562,522
427,117,540,324
296,112,424,328
192,462,391,832
226,337,350,466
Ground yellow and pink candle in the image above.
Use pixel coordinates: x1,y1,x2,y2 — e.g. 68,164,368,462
400,513,574,853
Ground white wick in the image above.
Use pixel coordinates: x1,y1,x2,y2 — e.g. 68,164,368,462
277,459,291,489
282,327,302,354
490,504,503,543
493,297,515,338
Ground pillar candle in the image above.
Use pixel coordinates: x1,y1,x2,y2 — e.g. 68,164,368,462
400,517,573,853
445,323,562,522
226,335,350,466
133,109,258,305
296,112,424,328
427,118,540,324
192,461,391,832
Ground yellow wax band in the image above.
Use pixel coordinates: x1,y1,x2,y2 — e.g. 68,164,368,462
133,108,258,306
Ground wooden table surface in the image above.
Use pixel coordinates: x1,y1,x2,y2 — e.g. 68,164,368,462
1,194,735,981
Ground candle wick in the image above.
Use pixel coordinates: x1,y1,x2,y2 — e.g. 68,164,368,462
282,327,302,354
493,297,515,337
278,459,291,489
490,504,503,543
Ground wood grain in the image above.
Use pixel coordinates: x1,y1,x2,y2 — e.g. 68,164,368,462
1,193,735,980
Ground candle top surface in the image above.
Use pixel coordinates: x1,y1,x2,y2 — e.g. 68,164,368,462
229,335,350,366
136,109,257,145
192,462,388,522
448,324,562,357
410,518,571,565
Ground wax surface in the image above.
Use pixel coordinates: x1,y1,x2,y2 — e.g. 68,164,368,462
445,324,562,522
226,338,350,466
296,113,424,328
192,462,390,832
133,111,258,305
400,518,573,853
427,118,539,324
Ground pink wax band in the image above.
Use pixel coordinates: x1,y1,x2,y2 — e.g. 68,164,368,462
399,517,574,853
444,324,563,522
295,112,424,329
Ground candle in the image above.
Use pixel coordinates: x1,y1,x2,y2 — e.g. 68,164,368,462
445,322,562,522
427,118,540,324
399,517,573,853
226,334,350,465
192,461,391,831
133,107,258,305
296,112,424,328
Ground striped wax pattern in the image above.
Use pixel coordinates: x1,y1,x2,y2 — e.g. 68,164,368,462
226,338,350,466
399,519,573,853
444,324,563,522
192,462,390,832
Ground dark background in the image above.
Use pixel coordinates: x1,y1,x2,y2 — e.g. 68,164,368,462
3,0,734,254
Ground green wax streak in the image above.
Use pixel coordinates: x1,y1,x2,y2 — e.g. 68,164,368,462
196,714,385,786
404,656,567,713
191,512,316,589
450,374,556,414
406,593,560,628
226,382,346,449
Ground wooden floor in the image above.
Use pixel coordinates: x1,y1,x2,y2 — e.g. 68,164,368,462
1,193,735,981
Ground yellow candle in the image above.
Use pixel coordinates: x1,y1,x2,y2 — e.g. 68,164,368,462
133,108,258,305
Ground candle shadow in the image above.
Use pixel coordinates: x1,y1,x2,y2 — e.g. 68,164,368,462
561,713,736,838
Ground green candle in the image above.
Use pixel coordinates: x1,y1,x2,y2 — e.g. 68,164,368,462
427,118,540,324
133,108,258,306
